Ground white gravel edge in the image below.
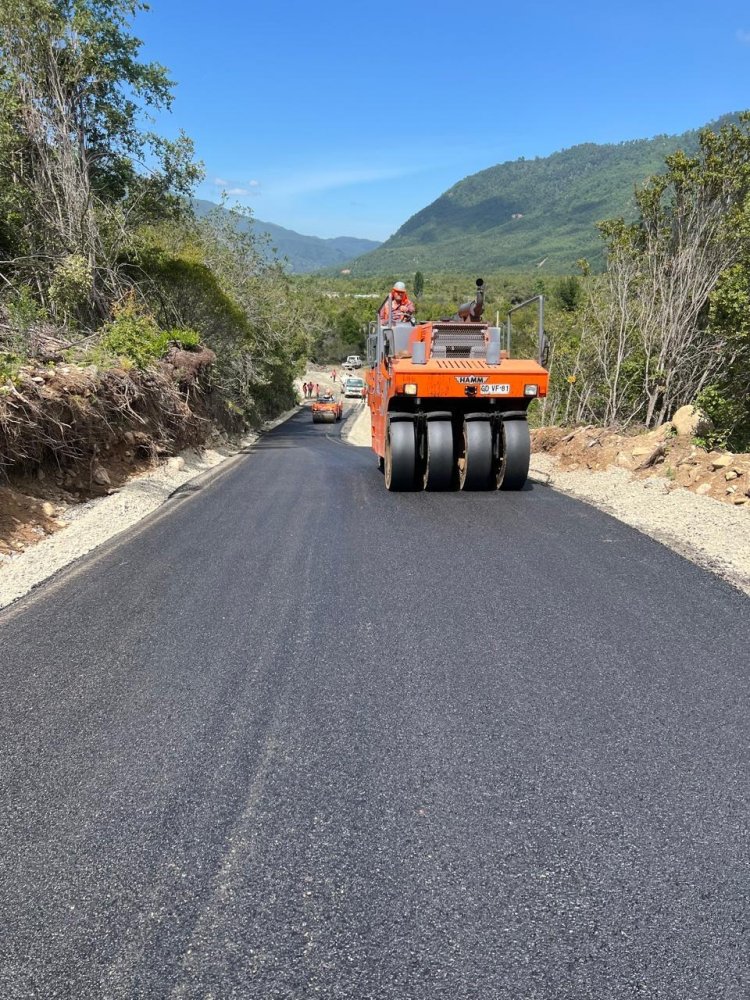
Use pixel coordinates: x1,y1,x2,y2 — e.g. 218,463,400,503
343,404,371,448
0,406,299,610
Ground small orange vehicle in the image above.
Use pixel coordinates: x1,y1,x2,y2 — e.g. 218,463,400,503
311,390,343,424
366,279,549,491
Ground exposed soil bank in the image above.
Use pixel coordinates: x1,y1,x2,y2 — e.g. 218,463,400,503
532,424,750,508
0,352,241,558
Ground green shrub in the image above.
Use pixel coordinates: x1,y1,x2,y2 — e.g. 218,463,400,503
695,384,750,452
0,351,23,385
95,298,199,369
48,255,93,323
7,286,44,333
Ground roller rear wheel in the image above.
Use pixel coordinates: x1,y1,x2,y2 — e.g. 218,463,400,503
459,419,494,490
497,419,530,490
423,420,455,491
385,421,416,491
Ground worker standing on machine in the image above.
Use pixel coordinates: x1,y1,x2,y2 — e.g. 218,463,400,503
379,281,415,324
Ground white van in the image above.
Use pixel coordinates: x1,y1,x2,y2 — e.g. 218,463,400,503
343,376,366,398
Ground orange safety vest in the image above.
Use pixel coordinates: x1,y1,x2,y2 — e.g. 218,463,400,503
380,292,414,323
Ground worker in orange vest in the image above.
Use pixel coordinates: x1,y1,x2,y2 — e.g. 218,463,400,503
379,281,415,324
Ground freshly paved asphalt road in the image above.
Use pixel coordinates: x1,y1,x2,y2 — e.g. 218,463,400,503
1,405,748,999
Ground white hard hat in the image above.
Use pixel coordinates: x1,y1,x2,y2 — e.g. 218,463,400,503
393,281,406,292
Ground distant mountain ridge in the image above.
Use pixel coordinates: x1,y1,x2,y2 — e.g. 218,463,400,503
193,200,380,274
349,114,743,275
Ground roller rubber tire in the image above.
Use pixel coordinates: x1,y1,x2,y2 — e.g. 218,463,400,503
385,421,416,491
423,420,455,491
460,419,494,490
497,419,531,490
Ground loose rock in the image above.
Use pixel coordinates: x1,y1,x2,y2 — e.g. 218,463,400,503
671,405,713,438
92,465,111,486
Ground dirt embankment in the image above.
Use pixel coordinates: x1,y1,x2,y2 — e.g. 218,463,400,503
0,348,233,557
531,425,750,508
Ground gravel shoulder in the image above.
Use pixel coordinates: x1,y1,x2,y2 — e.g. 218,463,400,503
344,405,750,598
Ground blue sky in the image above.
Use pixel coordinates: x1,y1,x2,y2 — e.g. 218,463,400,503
136,0,750,242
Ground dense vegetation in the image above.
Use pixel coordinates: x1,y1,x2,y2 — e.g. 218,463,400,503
0,0,349,473
350,117,742,276
537,117,750,450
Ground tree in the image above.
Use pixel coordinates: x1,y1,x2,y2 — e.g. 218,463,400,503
696,264,750,449
595,115,750,426
555,275,581,312
0,0,199,322
413,270,424,298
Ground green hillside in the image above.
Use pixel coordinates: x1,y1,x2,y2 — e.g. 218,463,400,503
350,115,742,275
194,200,379,273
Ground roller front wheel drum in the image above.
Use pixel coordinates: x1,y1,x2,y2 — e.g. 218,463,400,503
459,419,494,490
385,421,416,491
423,420,455,491
497,419,531,490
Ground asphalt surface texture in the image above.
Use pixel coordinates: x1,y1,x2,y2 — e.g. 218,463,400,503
1,403,748,999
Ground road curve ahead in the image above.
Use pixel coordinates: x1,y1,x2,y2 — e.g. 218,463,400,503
1,406,748,999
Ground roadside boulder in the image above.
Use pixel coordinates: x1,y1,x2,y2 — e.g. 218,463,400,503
92,465,111,486
670,405,712,438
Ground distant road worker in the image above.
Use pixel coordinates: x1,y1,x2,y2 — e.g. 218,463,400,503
302,381,309,399
379,281,415,324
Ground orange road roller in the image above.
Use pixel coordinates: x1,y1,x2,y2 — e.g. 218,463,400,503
366,280,549,491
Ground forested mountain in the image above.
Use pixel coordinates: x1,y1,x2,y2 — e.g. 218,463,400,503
350,115,741,275
193,200,380,273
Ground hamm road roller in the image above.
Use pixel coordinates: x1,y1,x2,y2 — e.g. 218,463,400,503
366,280,549,491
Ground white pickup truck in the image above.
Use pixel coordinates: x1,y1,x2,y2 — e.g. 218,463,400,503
342,355,362,370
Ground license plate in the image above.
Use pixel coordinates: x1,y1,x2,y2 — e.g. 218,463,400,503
480,383,510,395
